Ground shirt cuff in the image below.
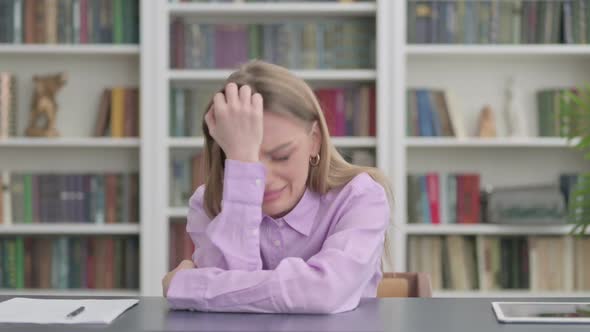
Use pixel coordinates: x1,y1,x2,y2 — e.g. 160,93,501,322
223,159,266,205
166,269,208,311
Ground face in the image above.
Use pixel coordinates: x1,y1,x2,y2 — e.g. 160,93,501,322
259,112,321,218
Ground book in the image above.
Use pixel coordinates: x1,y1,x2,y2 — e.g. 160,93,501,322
94,87,139,137
407,0,588,44
1,0,139,44
0,172,138,225
171,20,375,69
0,73,17,138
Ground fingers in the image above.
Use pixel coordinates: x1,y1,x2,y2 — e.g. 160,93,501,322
178,259,195,270
225,82,240,110
252,93,263,113
204,106,215,134
213,92,227,114
222,83,256,112
239,85,252,109
162,260,194,297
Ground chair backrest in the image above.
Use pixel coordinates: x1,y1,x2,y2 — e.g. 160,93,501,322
377,272,432,298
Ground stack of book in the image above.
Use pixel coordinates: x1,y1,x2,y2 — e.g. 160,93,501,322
408,235,590,292
170,153,205,207
169,86,217,137
0,0,140,44
94,88,140,138
537,88,583,137
0,235,139,290
407,173,481,224
406,89,465,138
0,172,140,224
170,20,375,69
408,0,590,44
407,173,583,225
170,85,376,138
316,86,376,137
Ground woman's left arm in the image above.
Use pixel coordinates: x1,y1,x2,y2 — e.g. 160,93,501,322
166,183,389,314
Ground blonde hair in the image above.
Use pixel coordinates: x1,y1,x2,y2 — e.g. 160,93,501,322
201,60,393,264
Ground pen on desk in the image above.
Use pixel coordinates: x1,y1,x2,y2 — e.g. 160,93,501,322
66,306,85,319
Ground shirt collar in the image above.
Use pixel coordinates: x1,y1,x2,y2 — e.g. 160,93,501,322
273,188,320,237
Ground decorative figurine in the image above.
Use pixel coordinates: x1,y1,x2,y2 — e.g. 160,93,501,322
478,105,497,137
503,77,528,137
26,72,67,137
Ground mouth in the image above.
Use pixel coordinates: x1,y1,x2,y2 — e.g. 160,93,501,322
264,186,285,203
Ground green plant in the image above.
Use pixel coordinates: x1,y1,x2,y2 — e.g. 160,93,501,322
560,85,590,235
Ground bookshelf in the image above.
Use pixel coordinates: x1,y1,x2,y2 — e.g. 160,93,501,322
152,0,394,294
2,0,587,297
398,0,590,296
0,0,155,297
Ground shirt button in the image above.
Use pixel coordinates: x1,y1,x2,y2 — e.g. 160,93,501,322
273,240,281,247
277,219,284,228
252,229,259,236
255,179,262,186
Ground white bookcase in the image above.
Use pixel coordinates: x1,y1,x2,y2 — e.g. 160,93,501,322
396,1,590,297
2,0,588,298
150,0,394,296
153,0,590,297
0,0,157,297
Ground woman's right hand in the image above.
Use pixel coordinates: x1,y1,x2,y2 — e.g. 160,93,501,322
205,83,263,163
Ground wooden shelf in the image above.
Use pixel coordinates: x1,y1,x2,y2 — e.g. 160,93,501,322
168,69,377,82
0,44,140,55
405,137,578,148
0,224,141,235
404,224,582,236
0,138,141,148
168,2,376,17
407,45,590,57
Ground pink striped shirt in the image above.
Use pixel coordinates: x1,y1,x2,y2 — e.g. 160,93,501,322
166,160,389,314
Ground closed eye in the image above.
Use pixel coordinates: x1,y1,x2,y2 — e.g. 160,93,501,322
273,155,290,162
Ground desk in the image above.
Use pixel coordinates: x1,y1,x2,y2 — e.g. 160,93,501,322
0,296,589,331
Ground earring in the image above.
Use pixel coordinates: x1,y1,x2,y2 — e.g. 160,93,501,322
309,154,320,167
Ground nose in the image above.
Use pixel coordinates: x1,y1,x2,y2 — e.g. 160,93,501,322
260,159,278,188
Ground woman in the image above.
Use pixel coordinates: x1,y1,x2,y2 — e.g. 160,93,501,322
162,60,392,314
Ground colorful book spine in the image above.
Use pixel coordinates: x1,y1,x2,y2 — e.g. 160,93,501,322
1,0,138,45
408,0,590,45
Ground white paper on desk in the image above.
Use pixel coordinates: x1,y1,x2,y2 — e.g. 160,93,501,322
0,297,138,324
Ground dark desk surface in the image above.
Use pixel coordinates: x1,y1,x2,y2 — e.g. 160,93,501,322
0,296,589,332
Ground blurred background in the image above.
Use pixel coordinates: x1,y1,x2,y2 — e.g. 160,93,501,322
0,0,588,298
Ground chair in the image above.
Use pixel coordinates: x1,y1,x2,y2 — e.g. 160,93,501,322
377,272,432,298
